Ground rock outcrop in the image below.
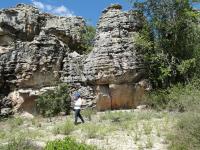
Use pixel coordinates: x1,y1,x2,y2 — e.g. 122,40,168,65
0,4,147,114
84,4,146,110
0,4,86,114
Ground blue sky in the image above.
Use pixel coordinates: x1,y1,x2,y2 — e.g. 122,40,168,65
1,0,200,26
0,0,132,26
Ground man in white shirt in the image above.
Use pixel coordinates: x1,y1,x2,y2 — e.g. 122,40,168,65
74,92,84,125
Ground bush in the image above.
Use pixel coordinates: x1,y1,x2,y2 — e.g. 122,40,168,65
0,136,35,150
144,78,200,112
8,117,24,128
78,26,96,54
82,123,110,139
36,84,70,117
144,90,170,111
144,78,200,149
53,119,75,135
45,137,96,150
82,108,96,121
168,112,200,150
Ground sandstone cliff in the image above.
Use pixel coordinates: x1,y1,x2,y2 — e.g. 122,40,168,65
0,4,147,115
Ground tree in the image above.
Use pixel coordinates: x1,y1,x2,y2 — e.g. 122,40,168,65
129,0,200,88
78,25,96,54
36,84,70,117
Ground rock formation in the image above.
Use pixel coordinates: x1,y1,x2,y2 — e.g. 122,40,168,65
84,4,146,110
0,4,147,115
0,4,86,115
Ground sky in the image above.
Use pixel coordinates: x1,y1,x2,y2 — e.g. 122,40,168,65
1,0,200,26
0,0,132,26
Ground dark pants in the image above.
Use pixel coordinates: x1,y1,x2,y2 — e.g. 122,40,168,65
74,109,84,124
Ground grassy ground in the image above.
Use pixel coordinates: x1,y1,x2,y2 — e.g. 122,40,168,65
0,109,178,150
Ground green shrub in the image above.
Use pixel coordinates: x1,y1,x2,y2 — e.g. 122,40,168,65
0,136,34,150
144,90,169,111
82,123,111,139
77,25,96,54
143,122,153,135
110,4,122,9
168,112,200,150
53,119,75,135
45,137,96,150
82,123,100,138
8,117,24,128
82,108,96,121
36,84,70,117
100,111,134,123
144,78,200,112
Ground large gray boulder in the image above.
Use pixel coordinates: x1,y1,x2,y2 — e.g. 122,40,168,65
0,4,86,114
83,4,147,110
84,4,145,84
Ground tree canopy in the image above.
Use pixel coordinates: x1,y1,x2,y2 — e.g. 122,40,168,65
128,0,200,88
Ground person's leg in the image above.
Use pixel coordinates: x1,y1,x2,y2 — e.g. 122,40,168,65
74,109,78,125
78,110,84,123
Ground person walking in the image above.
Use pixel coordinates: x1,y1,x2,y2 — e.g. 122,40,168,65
74,92,84,125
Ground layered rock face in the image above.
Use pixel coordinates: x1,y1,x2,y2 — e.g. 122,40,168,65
0,4,147,115
84,5,146,110
0,4,86,115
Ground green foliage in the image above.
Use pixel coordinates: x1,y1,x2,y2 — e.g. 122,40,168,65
45,137,96,150
53,119,75,135
168,112,200,150
143,122,153,135
82,108,96,121
100,111,134,122
110,4,122,9
82,123,111,139
0,136,35,150
146,136,153,149
36,83,70,117
8,117,24,128
78,25,96,54
131,0,200,88
145,78,200,111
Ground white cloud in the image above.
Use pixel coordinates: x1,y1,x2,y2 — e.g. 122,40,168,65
32,0,44,9
31,0,74,17
52,5,74,17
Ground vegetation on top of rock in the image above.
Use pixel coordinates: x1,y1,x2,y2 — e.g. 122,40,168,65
36,83,70,117
108,4,122,10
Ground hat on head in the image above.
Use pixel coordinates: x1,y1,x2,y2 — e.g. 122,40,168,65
74,92,81,98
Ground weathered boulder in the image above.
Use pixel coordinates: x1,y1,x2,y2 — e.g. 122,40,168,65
43,15,85,46
0,97,13,117
0,4,42,42
0,4,86,114
84,4,146,110
84,4,145,84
